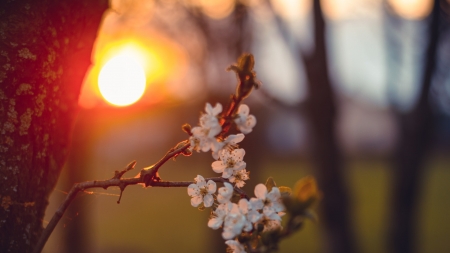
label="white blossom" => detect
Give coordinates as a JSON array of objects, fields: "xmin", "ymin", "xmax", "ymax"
[
  {"xmin": 222, "ymin": 203, "xmax": 248, "ymax": 239},
  {"xmin": 225, "ymin": 239, "xmax": 247, "ymax": 253},
  {"xmin": 200, "ymin": 103, "xmax": 222, "ymax": 128},
  {"xmin": 237, "ymin": 198, "xmax": 256, "ymax": 231},
  {"xmin": 208, "ymin": 202, "xmax": 233, "ymax": 229},
  {"xmin": 234, "ymin": 104, "xmax": 256, "ymax": 134},
  {"xmin": 211, "ymin": 149, "xmax": 246, "ymax": 178},
  {"xmin": 217, "ymin": 182, "xmax": 234, "ymax": 204},
  {"xmin": 212, "ymin": 133, "xmax": 245, "ymax": 160},
  {"xmin": 187, "ymin": 175, "xmax": 216, "ymax": 208},
  {"xmin": 253, "ymin": 184, "xmax": 284, "ymax": 213},
  {"xmin": 249, "ymin": 184, "xmax": 285, "ymax": 230},
  {"xmin": 229, "ymin": 168, "xmax": 249, "ymax": 188},
  {"xmin": 240, "ymin": 198, "xmax": 262, "ymax": 224},
  {"xmin": 189, "ymin": 103, "xmax": 222, "ymax": 153}
]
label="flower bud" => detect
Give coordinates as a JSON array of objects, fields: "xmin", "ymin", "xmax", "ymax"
[{"xmin": 182, "ymin": 123, "xmax": 192, "ymax": 135}]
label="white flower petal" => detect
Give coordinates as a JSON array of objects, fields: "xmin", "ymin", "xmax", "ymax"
[
  {"xmin": 226, "ymin": 133, "xmax": 245, "ymax": 144},
  {"xmin": 203, "ymin": 194, "xmax": 214, "ymax": 207},
  {"xmin": 232, "ymin": 149, "xmax": 245, "ymax": 162},
  {"xmin": 248, "ymin": 210, "xmax": 262, "ymax": 223},
  {"xmin": 212, "ymin": 103, "xmax": 223, "ymax": 115},
  {"xmin": 238, "ymin": 104, "xmax": 250, "ymax": 116},
  {"xmin": 195, "ymin": 175, "xmax": 206, "ymax": 187},
  {"xmin": 205, "ymin": 103, "xmax": 213, "ymax": 114},
  {"xmin": 208, "ymin": 217, "xmax": 223, "ymax": 230},
  {"xmin": 222, "ymin": 168, "xmax": 233, "ymax": 178},
  {"xmin": 250, "ymin": 198, "xmax": 264, "ymax": 210},
  {"xmin": 191, "ymin": 196, "xmax": 203, "ymax": 207},
  {"xmin": 254, "ymin": 184, "xmax": 267, "ymax": 200},
  {"xmin": 222, "ymin": 229, "xmax": 235, "ymax": 240},
  {"xmin": 267, "ymin": 187, "xmax": 281, "ymax": 201},
  {"xmin": 212, "ymin": 161, "xmax": 226, "ymax": 173},
  {"xmin": 238, "ymin": 198, "xmax": 250, "ymax": 214},
  {"xmin": 206, "ymin": 180, "xmax": 217, "ymax": 193},
  {"xmin": 235, "ymin": 161, "xmax": 246, "ymax": 171},
  {"xmin": 187, "ymin": 184, "xmax": 199, "ymax": 197}
]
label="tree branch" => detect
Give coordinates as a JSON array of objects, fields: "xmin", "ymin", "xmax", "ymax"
[
  {"xmin": 33, "ymin": 170, "xmax": 246, "ymax": 253},
  {"xmin": 34, "ymin": 53, "xmax": 258, "ymax": 253}
]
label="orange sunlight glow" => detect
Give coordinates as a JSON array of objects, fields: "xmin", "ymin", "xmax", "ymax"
[
  {"xmin": 79, "ymin": 34, "xmax": 187, "ymax": 109},
  {"xmin": 98, "ymin": 52, "xmax": 146, "ymax": 106}
]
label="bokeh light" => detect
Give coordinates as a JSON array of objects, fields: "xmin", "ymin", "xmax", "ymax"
[
  {"xmin": 388, "ymin": 0, "xmax": 433, "ymax": 19},
  {"xmin": 98, "ymin": 53, "xmax": 146, "ymax": 106}
]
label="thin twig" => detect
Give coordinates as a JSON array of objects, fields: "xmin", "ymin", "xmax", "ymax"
[
  {"xmin": 33, "ymin": 175, "xmax": 239, "ymax": 253},
  {"xmin": 34, "ymin": 54, "xmax": 257, "ymax": 253}
]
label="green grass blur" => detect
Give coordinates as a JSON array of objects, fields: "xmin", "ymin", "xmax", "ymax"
[{"xmin": 43, "ymin": 154, "xmax": 450, "ymax": 253}]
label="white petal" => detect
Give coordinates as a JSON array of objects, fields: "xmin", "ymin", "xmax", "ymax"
[
  {"xmin": 187, "ymin": 184, "xmax": 200, "ymax": 197},
  {"xmin": 208, "ymin": 125, "xmax": 222, "ymax": 138},
  {"xmin": 254, "ymin": 184, "xmax": 267, "ymax": 200},
  {"xmin": 248, "ymin": 210, "xmax": 262, "ymax": 223},
  {"xmin": 218, "ymin": 183, "xmax": 234, "ymax": 198},
  {"xmin": 208, "ymin": 217, "xmax": 223, "ymax": 230},
  {"xmin": 191, "ymin": 196, "xmax": 203, "ymax": 207},
  {"xmin": 212, "ymin": 103, "xmax": 223, "ymax": 115},
  {"xmin": 264, "ymin": 206, "xmax": 282, "ymax": 221},
  {"xmin": 206, "ymin": 180, "xmax": 217, "ymax": 193},
  {"xmin": 238, "ymin": 198, "xmax": 250, "ymax": 213},
  {"xmin": 222, "ymin": 168, "xmax": 233, "ymax": 178},
  {"xmin": 235, "ymin": 161, "xmax": 246, "ymax": 171},
  {"xmin": 212, "ymin": 161, "xmax": 226, "ymax": 173},
  {"xmin": 195, "ymin": 175, "xmax": 206, "ymax": 187},
  {"xmin": 205, "ymin": 103, "xmax": 213, "ymax": 114},
  {"xmin": 210, "ymin": 137, "xmax": 223, "ymax": 152},
  {"xmin": 272, "ymin": 202, "xmax": 285, "ymax": 212},
  {"xmin": 217, "ymin": 194, "xmax": 229, "ymax": 204},
  {"xmin": 250, "ymin": 198, "xmax": 264, "ymax": 210},
  {"xmin": 244, "ymin": 220, "xmax": 253, "ymax": 232},
  {"xmin": 222, "ymin": 229, "xmax": 235, "ymax": 240},
  {"xmin": 203, "ymin": 194, "xmax": 214, "ymax": 207},
  {"xmin": 232, "ymin": 149, "xmax": 245, "ymax": 162},
  {"xmin": 238, "ymin": 104, "xmax": 250, "ymax": 116},
  {"xmin": 246, "ymin": 115, "xmax": 256, "ymax": 128},
  {"xmin": 225, "ymin": 133, "xmax": 245, "ymax": 144},
  {"xmin": 267, "ymin": 187, "xmax": 281, "ymax": 200}
]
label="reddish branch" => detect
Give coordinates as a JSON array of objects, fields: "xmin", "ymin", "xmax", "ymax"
[{"xmin": 33, "ymin": 54, "xmax": 258, "ymax": 253}]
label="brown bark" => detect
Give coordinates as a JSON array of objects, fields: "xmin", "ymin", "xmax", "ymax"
[
  {"xmin": 0, "ymin": 1, "xmax": 107, "ymax": 252},
  {"xmin": 303, "ymin": 1, "xmax": 356, "ymax": 253}
]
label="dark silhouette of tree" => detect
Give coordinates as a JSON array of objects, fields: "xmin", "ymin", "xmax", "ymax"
[
  {"xmin": 0, "ymin": 1, "xmax": 107, "ymax": 252},
  {"xmin": 302, "ymin": 1, "xmax": 356, "ymax": 253},
  {"xmin": 386, "ymin": 0, "xmax": 444, "ymax": 252}
]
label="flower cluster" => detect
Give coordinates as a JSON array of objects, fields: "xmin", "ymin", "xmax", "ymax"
[
  {"xmin": 189, "ymin": 102, "xmax": 255, "ymax": 188},
  {"xmin": 187, "ymin": 102, "xmax": 288, "ymax": 252},
  {"xmin": 188, "ymin": 180, "xmax": 285, "ymax": 252}
]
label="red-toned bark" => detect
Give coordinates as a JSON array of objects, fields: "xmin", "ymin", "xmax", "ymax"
[{"xmin": 0, "ymin": 1, "xmax": 107, "ymax": 252}]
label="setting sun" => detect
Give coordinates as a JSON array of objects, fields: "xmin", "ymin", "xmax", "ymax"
[{"xmin": 98, "ymin": 53, "xmax": 146, "ymax": 106}]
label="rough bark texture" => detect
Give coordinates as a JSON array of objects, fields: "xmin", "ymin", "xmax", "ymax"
[
  {"xmin": 303, "ymin": 1, "xmax": 356, "ymax": 253},
  {"xmin": 388, "ymin": 1, "xmax": 440, "ymax": 252},
  {"xmin": 0, "ymin": 1, "xmax": 107, "ymax": 252}
]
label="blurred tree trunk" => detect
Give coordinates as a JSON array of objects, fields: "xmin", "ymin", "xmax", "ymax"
[
  {"xmin": 302, "ymin": 1, "xmax": 356, "ymax": 253},
  {"xmin": 388, "ymin": 0, "xmax": 440, "ymax": 253},
  {"xmin": 0, "ymin": 1, "xmax": 107, "ymax": 252}
]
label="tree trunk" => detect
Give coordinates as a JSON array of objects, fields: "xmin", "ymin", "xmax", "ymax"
[
  {"xmin": 388, "ymin": 1, "xmax": 440, "ymax": 252},
  {"xmin": 0, "ymin": 1, "xmax": 107, "ymax": 252},
  {"xmin": 303, "ymin": 1, "xmax": 356, "ymax": 253}
]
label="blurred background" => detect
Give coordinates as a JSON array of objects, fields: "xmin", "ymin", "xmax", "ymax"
[{"xmin": 43, "ymin": 0, "xmax": 450, "ymax": 252}]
